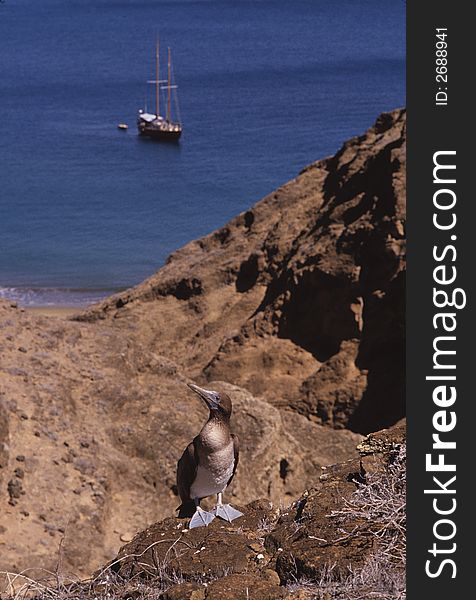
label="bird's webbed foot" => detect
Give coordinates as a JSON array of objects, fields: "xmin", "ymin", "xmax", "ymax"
[
  {"xmin": 213, "ymin": 504, "xmax": 244, "ymax": 522},
  {"xmin": 189, "ymin": 506, "xmax": 216, "ymax": 528}
]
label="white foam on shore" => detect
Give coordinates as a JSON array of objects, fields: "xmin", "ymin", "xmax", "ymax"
[{"xmin": 0, "ymin": 286, "xmax": 118, "ymax": 308}]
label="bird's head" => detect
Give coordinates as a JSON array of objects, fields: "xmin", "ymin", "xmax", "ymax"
[{"xmin": 187, "ymin": 383, "xmax": 232, "ymax": 420}]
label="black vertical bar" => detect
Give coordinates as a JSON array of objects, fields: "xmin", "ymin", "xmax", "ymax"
[{"xmin": 407, "ymin": 1, "xmax": 473, "ymax": 596}]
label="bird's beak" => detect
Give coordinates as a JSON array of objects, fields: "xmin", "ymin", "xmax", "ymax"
[{"xmin": 187, "ymin": 383, "xmax": 219, "ymax": 410}]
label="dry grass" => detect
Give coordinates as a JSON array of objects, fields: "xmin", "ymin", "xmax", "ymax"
[
  {"xmin": 1, "ymin": 569, "xmax": 166, "ymax": 600},
  {"xmin": 0, "ymin": 536, "xmax": 230, "ymax": 600},
  {"xmin": 1, "ymin": 446, "xmax": 406, "ymax": 599},
  {"xmin": 0, "ymin": 563, "xmax": 221, "ymax": 600},
  {"xmin": 331, "ymin": 444, "xmax": 406, "ymax": 565},
  {"xmin": 287, "ymin": 552, "xmax": 405, "ymax": 600},
  {"xmin": 287, "ymin": 444, "xmax": 406, "ymax": 599}
]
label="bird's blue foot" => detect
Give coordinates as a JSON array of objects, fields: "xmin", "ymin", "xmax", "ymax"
[
  {"xmin": 189, "ymin": 506, "xmax": 216, "ymax": 528},
  {"xmin": 213, "ymin": 504, "xmax": 244, "ymax": 522}
]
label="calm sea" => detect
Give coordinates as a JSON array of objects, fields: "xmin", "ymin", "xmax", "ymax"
[{"xmin": 0, "ymin": 0, "xmax": 405, "ymax": 307}]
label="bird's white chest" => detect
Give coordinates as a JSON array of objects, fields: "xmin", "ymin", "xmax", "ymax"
[{"xmin": 190, "ymin": 442, "xmax": 235, "ymax": 499}]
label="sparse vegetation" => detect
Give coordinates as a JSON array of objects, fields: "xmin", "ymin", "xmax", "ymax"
[
  {"xmin": 286, "ymin": 444, "xmax": 406, "ymax": 599},
  {"xmin": 286, "ymin": 551, "xmax": 405, "ymax": 599},
  {"xmin": 1, "ymin": 548, "xmax": 229, "ymax": 600},
  {"xmin": 331, "ymin": 444, "xmax": 406, "ymax": 563},
  {"xmin": 1, "ymin": 444, "xmax": 406, "ymax": 599}
]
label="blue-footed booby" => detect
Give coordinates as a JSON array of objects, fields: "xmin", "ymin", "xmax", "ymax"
[{"xmin": 177, "ymin": 383, "xmax": 243, "ymax": 528}]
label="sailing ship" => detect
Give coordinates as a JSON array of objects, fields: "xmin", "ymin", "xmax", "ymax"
[{"xmin": 137, "ymin": 39, "xmax": 182, "ymax": 141}]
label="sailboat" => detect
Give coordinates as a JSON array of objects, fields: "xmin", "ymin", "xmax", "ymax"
[{"xmin": 137, "ymin": 39, "xmax": 182, "ymax": 141}]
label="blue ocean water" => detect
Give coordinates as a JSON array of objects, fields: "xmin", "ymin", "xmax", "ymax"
[{"xmin": 0, "ymin": 0, "xmax": 405, "ymax": 307}]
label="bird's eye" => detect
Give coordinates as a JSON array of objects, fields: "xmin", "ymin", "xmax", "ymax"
[{"xmin": 214, "ymin": 393, "xmax": 220, "ymax": 403}]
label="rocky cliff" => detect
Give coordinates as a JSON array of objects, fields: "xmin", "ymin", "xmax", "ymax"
[
  {"xmin": 79, "ymin": 108, "xmax": 405, "ymax": 434},
  {"xmin": 0, "ymin": 109, "xmax": 405, "ymax": 586}
]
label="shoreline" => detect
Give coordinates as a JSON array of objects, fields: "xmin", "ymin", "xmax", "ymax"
[
  {"xmin": 0, "ymin": 287, "xmax": 116, "ymax": 314},
  {"xmin": 25, "ymin": 306, "xmax": 82, "ymax": 318}
]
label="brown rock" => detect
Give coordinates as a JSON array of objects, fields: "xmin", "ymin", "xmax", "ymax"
[
  {"xmin": 109, "ymin": 500, "xmax": 274, "ymax": 581},
  {"xmin": 205, "ymin": 573, "xmax": 284, "ymax": 599},
  {"xmin": 266, "ymin": 425, "xmax": 406, "ymax": 583},
  {"xmin": 162, "ymin": 582, "xmax": 206, "ymax": 600},
  {"xmin": 283, "ymin": 592, "xmax": 314, "ymax": 600},
  {"xmin": 7, "ymin": 478, "xmax": 23, "ymax": 500},
  {"xmin": 262, "ymin": 568, "xmax": 281, "ymax": 586},
  {"xmin": 0, "ymin": 401, "xmax": 9, "ymax": 476}
]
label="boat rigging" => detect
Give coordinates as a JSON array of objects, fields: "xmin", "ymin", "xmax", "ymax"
[{"xmin": 137, "ymin": 38, "xmax": 182, "ymax": 141}]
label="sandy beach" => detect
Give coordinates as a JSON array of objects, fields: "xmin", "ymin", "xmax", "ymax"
[{"xmin": 25, "ymin": 306, "xmax": 80, "ymax": 318}]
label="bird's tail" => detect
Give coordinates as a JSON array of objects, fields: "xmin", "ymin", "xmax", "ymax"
[{"xmin": 176, "ymin": 500, "xmax": 196, "ymax": 518}]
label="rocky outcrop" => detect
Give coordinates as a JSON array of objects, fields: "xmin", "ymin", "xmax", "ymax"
[
  {"xmin": 268, "ymin": 423, "xmax": 406, "ymax": 586},
  {"xmin": 29, "ymin": 425, "xmax": 403, "ymax": 599},
  {"xmin": 78, "ymin": 109, "xmax": 406, "ymax": 434}
]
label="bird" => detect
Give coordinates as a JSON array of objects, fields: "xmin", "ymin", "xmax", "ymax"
[{"xmin": 176, "ymin": 383, "xmax": 243, "ymax": 528}]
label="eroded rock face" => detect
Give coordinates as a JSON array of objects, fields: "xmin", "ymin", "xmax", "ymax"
[
  {"xmin": 268, "ymin": 423, "xmax": 406, "ymax": 588},
  {"xmin": 79, "ymin": 109, "xmax": 406, "ymax": 434},
  {"xmin": 0, "ymin": 400, "xmax": 9, "ymax": 488}
]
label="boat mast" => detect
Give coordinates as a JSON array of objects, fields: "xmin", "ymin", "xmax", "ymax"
[
  {"xmin": 167, "ymin": 47, "xmax": 171, "ymax": 122},
  {"xmin": 155, "ymin": 37, "xmax": 160, "ymax": 117}
]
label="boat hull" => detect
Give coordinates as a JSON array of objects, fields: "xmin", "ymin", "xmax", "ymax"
[{"xmin": 138, "ymin": 121, "xmax": 182, "ymax": 141}]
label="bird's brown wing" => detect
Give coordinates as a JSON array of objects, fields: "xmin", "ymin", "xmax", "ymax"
[
  {"xmin": 227, "ymin": 433, "xmax": 240, "ymax": 488},
  {"xmin": 177, "ymin": 439, "xmax": 198, "ymax": 511}
]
